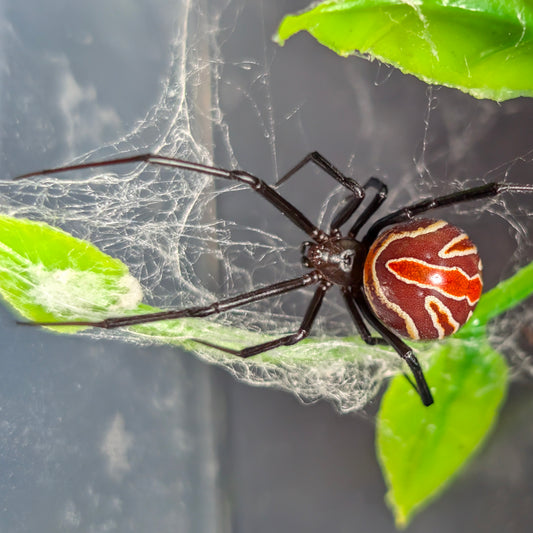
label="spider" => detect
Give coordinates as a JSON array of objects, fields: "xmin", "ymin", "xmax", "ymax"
[{"xmin": 13, "ymin": 151, "xmax": 533, "ymax": 406}]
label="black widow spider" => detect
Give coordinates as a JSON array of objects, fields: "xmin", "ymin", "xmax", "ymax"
[{"xmin": 13, "ymin": 152, "xmax": 533, "ymax": 406}]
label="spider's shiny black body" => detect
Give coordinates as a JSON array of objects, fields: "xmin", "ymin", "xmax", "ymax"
[{"xmin": 13, "ymin": 151, "xmax": 533, "ymax": 406}]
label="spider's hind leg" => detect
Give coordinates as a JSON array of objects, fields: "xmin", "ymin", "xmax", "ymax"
[
  {"xmin": 342, "ymin": 289, "xmax": 387, "ymax": 346},
  {"xmin": 351, "ymin": 292, "xmax": 434, "ymax": 406},
  {"xmin": 192, "ymin": 281, "xmax": 330, "ymax": 358},
  {"xmin": 17, "ymin": 275, "xmax": 319, "ymax": 329}
]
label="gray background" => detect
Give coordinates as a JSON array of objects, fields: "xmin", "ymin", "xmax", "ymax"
[{"xmin": 1, "ymin": 1, "xmax": 533, "ymax": 532}]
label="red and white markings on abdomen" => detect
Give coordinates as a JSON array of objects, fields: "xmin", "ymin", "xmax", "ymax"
[{"xmin": 363, "ymin": 219, "xmax": 483, "ymax": 340}]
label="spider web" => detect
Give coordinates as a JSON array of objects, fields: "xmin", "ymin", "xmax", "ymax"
[{"xmin": 0, "ymin": 0, "xmax": 532, "ymax": 412}]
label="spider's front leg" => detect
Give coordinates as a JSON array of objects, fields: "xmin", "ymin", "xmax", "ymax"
[
  {"xmin": 276, "ymin": 151, "xmax": 363, "ymax": 196},
  {"xmin": 331, "ymin": 176, "xmax": 388, "ymax": 235},
  {"xmin": 13, "ymin": 153, "xmax": 329, "ymax": 242},
  {"xmin": 342, "ymin": 289, "xmax": 388, "ymax": 346},
  {"xmin": 275, "ymin": 154, "xmax": 389, "ymax": 235}
]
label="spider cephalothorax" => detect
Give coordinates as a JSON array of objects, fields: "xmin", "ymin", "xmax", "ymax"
[
  {"xmin": 302, "ymin": 237, "xmax": 367, "ymax": 287},
  {"xmin": 13, "ymin": 151, "xmax": 533, "ymax": 407}
]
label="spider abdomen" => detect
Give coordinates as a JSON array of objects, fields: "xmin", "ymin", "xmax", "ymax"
[{"xmin": 363, "ymin": 219, "xmax": 483, "ymax": 340}]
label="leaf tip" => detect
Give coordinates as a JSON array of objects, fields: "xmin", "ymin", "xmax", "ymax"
[
  {"xmin": 274, "ymin": 13, "xmax": 309, "ymax": 47},
  {"xmin": 384, "ymin": 490, "xmax": 410, "ymax": 529}
]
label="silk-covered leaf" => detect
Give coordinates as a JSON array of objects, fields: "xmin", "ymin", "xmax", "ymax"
[
  {"xmin": 0, "ymin": 215, "xmax": 143, "ymax": 333},
  {"xmin": 0, "ymin": 215, "xmax": 385, "ymax": 366}
]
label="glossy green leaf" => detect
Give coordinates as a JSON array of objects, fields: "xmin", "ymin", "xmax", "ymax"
[
  {"xmin": 458, "ymin": 259, "xmax": 533, "ymax": 338},
  {"xmin": 275, "ymin": 0, "xmax": 533, "ymax": 101},
  {"xmin": 377, "ymin": 336, "xmax": 508, "ymax": 527}
]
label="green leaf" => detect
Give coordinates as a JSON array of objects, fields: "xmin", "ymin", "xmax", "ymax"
[
  {"xmin": 458, "ymin": 259, "xmax": 533, "ymax": 338},
  {"xmin": 376, "ymin": 337, "xmax": 508, "ymax": 527},
  {"xmin": 275, "ymin": 0, "xmax": 533, "ymax": 101},
  {"xmin": 376, "ymin": 259, "xmax": 533, "ymax": 526}
]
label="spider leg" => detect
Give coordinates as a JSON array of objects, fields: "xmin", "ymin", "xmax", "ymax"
[
  {"xmin": 13, "ymin": 153, "xmax": 327, "ymax": 242},
  {"xmin": 353, "ymin": 292, "xmax": 434, "ymax": 406},
  {"xmin": 329, "ymin": 177, "xmax": 388, "ymax": 235},
  {"xmin": 341, "ymin": 289, "xmax": 387, "ymax": 346},
  {"xmin": 192, "ymin": 281, "xmax": 330, "ymax": 358},
  {"xmin": 17, "ymin": 273, "xmax": 320, "ymax": 329},
  {"xmin": 364, "ymin": 181, "xmax": 533, "ymax": 245},
  {"xmin": 275, "ymin": 151, "xmax": 364, "ymax": 197}
]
